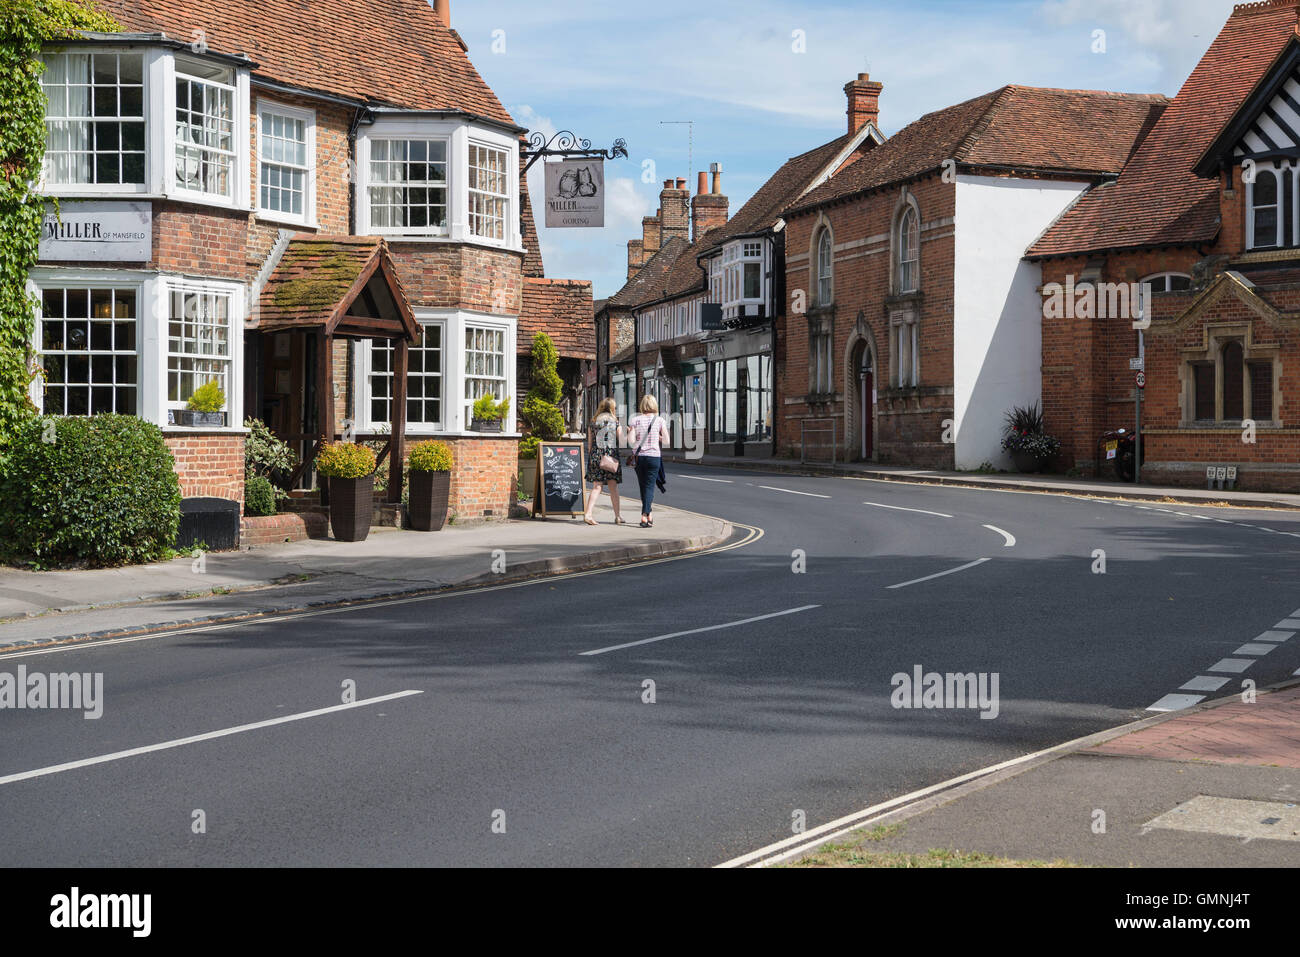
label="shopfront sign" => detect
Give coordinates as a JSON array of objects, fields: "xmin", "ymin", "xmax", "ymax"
[
  {"xmin": 543, "ymin": 159, "xmax": 605, "ymax": 228},
  {"xmin": 708, "ymin": 328, "xmax": 772, "ymax": 361},
  {"xmin": 39, "ymin": 201, "xmax": 151, "ymax": 262}
]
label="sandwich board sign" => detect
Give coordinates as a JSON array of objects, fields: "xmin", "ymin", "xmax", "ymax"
[{"xmin": 533, "ymin": 441, "xmax": 586, "ymax": 518}]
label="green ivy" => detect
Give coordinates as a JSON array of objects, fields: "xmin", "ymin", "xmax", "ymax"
[{"xmin": 0, "ymin": 1, "xmax": 119, "ymax": 447}]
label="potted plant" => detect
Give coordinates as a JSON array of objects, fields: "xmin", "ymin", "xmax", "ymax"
[
  {"xmin": 177, "ymin": 380, "xmax": 226, "ymax": 427},
  {"xmin": 315, "ymin": 441, "xmax": 377, "ymax": 541},
  {"xmin": 518, "ymin": 435, "xmax": 540, "ymax": 501},
  {"xmin": 407, "ymin": 440, "xmax": 453, "ymax": 531},
  {"xmin": 1000, "ymin": 403, "xmax": 1061, "ymax": 474},
  {"xmin": 471, "ymin": 394, "xmax": 511, "ymax": 433}
]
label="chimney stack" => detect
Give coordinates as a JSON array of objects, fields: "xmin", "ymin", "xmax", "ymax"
[
  {"xmin": 659, "ymin": 177, "xmax": 689, "ymax": 244},
  {"xmin": 697, "ymin": 171, "xmax": 708, "ymax": 195},
  {"xmin": 844, "ymin": 72, "xmax": 883, "ymax": 135},
  {"xmin": 691, "ymin": 162, "xmax": 729, "ymax": 242},
  {"xmin": 434, "ymin": 0, "xmax": 451, "ymax": 26}
]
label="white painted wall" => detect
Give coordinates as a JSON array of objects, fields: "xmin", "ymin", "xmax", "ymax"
[{"xmin": 952, "ymin": 175, "xmax": 1085, "ymax": 469}]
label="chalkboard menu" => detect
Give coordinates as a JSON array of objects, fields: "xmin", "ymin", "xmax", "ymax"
[{"xmin": 534, "ymin": 441, "xmax": 587, "ymax": 518}]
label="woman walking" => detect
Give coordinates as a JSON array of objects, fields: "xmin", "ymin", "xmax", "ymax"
[
  {"xmin": 627, "ymin": 395, "xmax": 671, "ymax": 528},
  {"xmin": 583, "ymin": 397, "xmax": 625, "ymax": 526}
]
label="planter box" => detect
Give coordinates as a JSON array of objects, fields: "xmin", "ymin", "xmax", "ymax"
[
  {"xmin": 1011, "ymin": 450, "xmax": 1046, "ymax": 474},
  {"xmin": 328, "ymin": 474, "xmax": 374, "ymax": 542},
  {"xmin": 175, "ymin": 410, "xmax": 226, "ymax": 428},
  {"xmin": 472, "ymin": 418, "xmax": 503, "ymax": 433},
  {"xmin": 518, "ymin": 458, "xmax": 537, "ymax": 500},
  {"xmin": 408, "ymin": 470, "xmax": 451, "ymax": 531}
]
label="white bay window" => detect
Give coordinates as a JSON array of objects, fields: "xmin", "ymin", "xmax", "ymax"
[
  {"xmin": 361, "ymin": 322, "xmax": 445, "ymax": 431},
  {"xmin": 167, "ymin": 284, "xmax": 233, "ymax": 411},
  {"xmin": 174, "ymin": 60, "xmax": 237, "ymax": 201},
  {"xmin": 37, "ymin": 284, "xmax": 139, "ymax": 415},
  {"xmin": 42, "ymin": 52, "xmax": 145, "ymax": 188}
]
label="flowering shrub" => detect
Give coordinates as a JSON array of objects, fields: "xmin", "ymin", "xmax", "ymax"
[
  {"xmin": 1000, "ymin": 403, "xmax": 1060, "ymax": 459},
  {"xmin": 315, "ymin": 442, "xmax": 376, "ymax": 479},
  {"xmin": 408, "ymin": 440, "xmax": 453, "ymax": 473}
]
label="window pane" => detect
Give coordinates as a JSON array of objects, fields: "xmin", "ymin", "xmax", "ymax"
[
  {"xmin": 1249, "ymin": 361, "xmax": 1272, "ymax": 421},
  {"xmin": 1194, "ymin": 364, "xmax": 1214, "ymax": 420},
  {"xmin": 1222, "ymin": 342, "xmax": 1244, "ymax": 420}
]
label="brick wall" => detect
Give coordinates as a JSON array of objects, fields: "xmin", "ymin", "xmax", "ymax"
[
  {"xmin": 780, "ymin": 173, "xmax": 957, "ymax": 466},
  {"xmin": 394, "ymin": 436, "xmax": 517, "ymax": 521},
  {"xmin": 164, "ymin": 432, "xmax": 246, "ymax": 506},
  {"xmin": 389, "ymin": 243, "xmax": 524, "ymax": 313}
]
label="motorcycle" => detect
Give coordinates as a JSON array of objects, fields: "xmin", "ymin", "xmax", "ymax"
[{"xmin": 1100, "ymin": 428, "xmax": 1143, "ymax": 482}]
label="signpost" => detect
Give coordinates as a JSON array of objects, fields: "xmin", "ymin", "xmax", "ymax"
[{"xmin": 533, "ymin": 441, "xmax": 586, "ymax": 518}]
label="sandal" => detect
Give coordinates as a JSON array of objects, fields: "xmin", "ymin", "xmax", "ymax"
[
  {"xmin": 638, "ymin": 520, "xmax": 649, "ymax": 528},
  {"xmin": 584, "ymin": 517, "xmax": 598, "ymax": 526}
]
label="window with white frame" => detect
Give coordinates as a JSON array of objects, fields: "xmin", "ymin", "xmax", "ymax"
[
  {"xmin": 1247, "ymin": 164, "xmax": 1285, "ymax": 250},
  {"xmin": 468, "ymin": 142, "xmax": 509, "ymax": 240},
  {"xmin": 367, "ymin": 323, "xmax": 443, "ymax": 428},
  {"xmin": 709, "ymin": 258, "xmax": 722, "ymax": 303},
  {"xmin": 897, "ymin": 205, "xmax": 919, "ymax": 293},
  {"xmin": 891, "ymin": 309, "xmax": 919, "ymax": 388},
  {"xmin": 174, "ymin": 60, "xmax": 237, "ymax": 200},
  {"xmin": 37, "ymin": 285, "xmax": 138, "ymax": 415},
  {"xmin": 258, "ymin": 103, "xmax": 313, "ymax": 222},
  {"xmin": 368, "ymin": 138, "xmax": 448, "ymax": 232},
  {"xmin": 41, "ymin": 52, "xmax": 145, "ymax": 187},
  {"xmin": 816, "ymin": 229, "xmax": 833, "ymax": 306},
  {"xmin": 167, "ymin": 284, "xmax": 233, "ymax": 409},
  {"xmin": 464, "ymin": 324, "xmax": 507, "ymax": 421}
]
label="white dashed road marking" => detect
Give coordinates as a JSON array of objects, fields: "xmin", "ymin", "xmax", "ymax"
[
  {"xmin": 1149, "ymin": 693, "xmax": 1206, "ymax": 713},
  {"xmin": 1180, "ymin": 676, "xmax": 1231, "ymax": 692},
  {"xmin": 864, "ymin": 502, "xmax": 953, "ymax": 518},
  {"xmin": 1208, "ymin": 658, "xmax": 1256, "ymax": 674},
  {"xmin": 888, "ymin": 558, "xmax": 990, "ymax": 591},
  {"xmin": 679, "ymin": 475, "xmax": 734, "ymax": 484},
  {"xmin": 759, "ymin": 486, "xmax": 831, "ymax": 499},
  {"xmin": 1234, "ymin": 643, "xmax": 1277, "ymax": 657},
  {"xmin": 579, "ymin": 605, "xmax": 821, "ymax": 656}
]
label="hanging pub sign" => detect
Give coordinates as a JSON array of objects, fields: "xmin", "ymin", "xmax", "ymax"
[
  {"xmin": 544, "ymin": 159, "xmax": 605, "ymax": 228},
  {"xmin": 39, "ymin": 201, "xmax": 152, "ymax": 262}
]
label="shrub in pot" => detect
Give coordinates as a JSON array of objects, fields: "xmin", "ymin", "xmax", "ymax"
[
  {"xmin": 517, "ymin": 435, "xmax": 539, "ymax": 501},
  {"xmin": 244, "ymin": 417, "xmax": 297, "ymax": 509},
  {"xmin": 244, "ymin": 475, "xmax": 277, "ymax": 517},
  {"xmin": 177, "ymin": 379, "xmax": 226, "ymax": 427},
  {"xmin": 1000, "ymin": 403, "xmax": 1061, "ymax": 473},
  {"xmin": 407, "ymin": 440, "xmax": 453, "ymax": 531},
  {"xmin": 471, "ymin": 394, "xmax": 510, "ymax": 433},
  {"xmin": 315, "ymin": 442, "xmax": 377, "ymax": 541},
  {"xmin": 0, "ymin": 415, "xmax": 181, "ymax": 568}
]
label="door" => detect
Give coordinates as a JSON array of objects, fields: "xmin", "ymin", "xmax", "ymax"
[{"xmin": 857, "ymin": 346, "xmax": 874, "ymax": 460}]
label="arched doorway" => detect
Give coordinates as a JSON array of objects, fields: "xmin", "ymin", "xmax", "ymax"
[{"xmin": 852, "ymin": 341, "xmax": 874, "ymax": 461}]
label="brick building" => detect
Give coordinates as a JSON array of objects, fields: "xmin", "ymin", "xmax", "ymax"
[
  {"xmin": 30, "ymin": 0, "xmax": 591, "ymax": 521},
  {"xmin": 780, "ymin": 81, "xmax": 1166, "ymax": 467},
  {"xmin": 1028, "ymin": 0, "xmax": 1300, "ymax": 491}
]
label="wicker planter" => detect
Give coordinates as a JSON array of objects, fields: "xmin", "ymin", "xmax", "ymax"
[
  {"xmin": 408, "ymin": 470, "xmax": 451, "ymax": 531},
  {"xmin": 328, "ymin": 474, "xmax": 374, "ymax": 541}
]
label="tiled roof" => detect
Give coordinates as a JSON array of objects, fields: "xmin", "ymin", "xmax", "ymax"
[
  {"xmin": 1029, "ymin": 1, "xmax": 1300, "ymax": 258},
  {"xmin": 257, "ymin": 235, "xmax": 411, "ymax": 332},
  {"xmin": 790, "ymin": 86, "xmax": 1167, "ymax": 218},
  {"xmin": 520, "ymin": 277, "xmax": 595, "ymax": 360},
  {"xmin": 520, "ymin": 151, "xmax": 545, "ymax": 278},
  {"xmin": 695, "ymin": 132, "xmax": 858, "ymax": 255},
  {"xmin": 93, "ymin": 0, "xmax": 515, "ymax": 123},
  {"xmin": 607, "ymin": 236, "xmax": 693, "ymax": 308}
]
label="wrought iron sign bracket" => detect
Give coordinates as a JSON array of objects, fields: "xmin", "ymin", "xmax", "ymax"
[{"xmin": 521, "ymin": 130, "xmax": 628, "ymax": 176}]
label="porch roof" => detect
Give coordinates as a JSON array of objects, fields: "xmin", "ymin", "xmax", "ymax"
[{"xmin": 256, "ymin": 236, "xmax": 418, "ymax": 341}]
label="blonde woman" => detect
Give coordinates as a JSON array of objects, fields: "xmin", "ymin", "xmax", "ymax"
[
  {"xmin": 583, "ymin": 397, "xmax": 625, "ymax": 525},
  {"xmin": 627, "ymin": 394, "xmax": 670, "ymax": 527}
]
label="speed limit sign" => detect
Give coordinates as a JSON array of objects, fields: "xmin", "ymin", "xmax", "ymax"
[{"xmin": 1136, "ymin": 371, "xmax": 1146, "ymax": 388}]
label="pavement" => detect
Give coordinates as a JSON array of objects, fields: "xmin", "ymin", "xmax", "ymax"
[
  {"xmin": 775, "ymin": 678, "xmax": 1300, "ymax": 868},
  {"xmin": 663, "ymin": 451, "xmax": 1300, "ymax": 510},
  {"xmin": 0, "ymin": 500, "xmax": 731, "ymax": 651}
]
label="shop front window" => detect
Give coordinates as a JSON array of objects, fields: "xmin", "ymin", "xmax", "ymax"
[
  {"xmin": 711, "ymin": 354, "xmax": 772, "ymax": 443},
  {"xmin": 38, "ymin": 285, "xmax": 138, "ymax": 415}
]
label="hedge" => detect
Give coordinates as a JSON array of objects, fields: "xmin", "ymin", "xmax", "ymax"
[{"xmin": 0, "ymin": 415, "xmax": 181, "ymax": 567}]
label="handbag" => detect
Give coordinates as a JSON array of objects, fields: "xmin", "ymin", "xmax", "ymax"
[
  {"xmin": 598, "ymin": 453, "xmax": 619, "ymax": 473},
  {"xmin": 626, "ymin": 416, "xmax": 659, "ymax": 467}
]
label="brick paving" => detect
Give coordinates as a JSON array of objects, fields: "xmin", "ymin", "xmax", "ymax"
[{"xmin": 1088, "ymin": 685, "xmax": 1300, "ymax": 769}]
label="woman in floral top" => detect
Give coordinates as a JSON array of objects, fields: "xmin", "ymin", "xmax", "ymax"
[{"xmin": 583, "ymin": 397, "xmax": 626, "ymax": 526}]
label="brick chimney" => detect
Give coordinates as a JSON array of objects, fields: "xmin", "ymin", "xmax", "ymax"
[
  {"xmin": 433, "ymin": 0, "xmax": 451, "ymax": 26},
  {"xmin": 660, "ymin": 177, "xmax": 689, "ymax": 244},
  {"xmin": 844, "ymin": 72, "xmax": 883, "ymax": 135},
  {"xmin": 692, "ymin": 162, "xmax": 728, "ymax": 242}
]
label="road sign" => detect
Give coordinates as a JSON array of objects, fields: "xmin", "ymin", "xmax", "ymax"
[
  {"xmin": 1129, "ymin": 357, "xmax": 1144, "ymax": 371},
  {"xmin": 1136, "ymin": 371, "xmax": 1146, "ymax": 388}
]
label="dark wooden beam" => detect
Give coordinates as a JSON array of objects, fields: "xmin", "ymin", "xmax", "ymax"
[
  {"xmin": 336, "ymin": 315, "xmax": 404, "ymax": 337},
  {"xmin": 389, "ymin": 337, "xmax": 408, "ymax": 504}
]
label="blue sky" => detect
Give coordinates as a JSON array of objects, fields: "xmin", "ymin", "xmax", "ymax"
[{"xmin": 448, "ymin": 0, "xmax": 1243, "ymax": 299}]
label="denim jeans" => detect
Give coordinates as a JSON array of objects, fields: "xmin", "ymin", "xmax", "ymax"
[{"xmin": 635, "ymin": 456, "xmax": 659, "ymax": 516}]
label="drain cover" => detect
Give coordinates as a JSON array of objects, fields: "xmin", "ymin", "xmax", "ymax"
[{"xmin": 1145, "ymin": 797, "xmax": 1300, "ymax": 842}]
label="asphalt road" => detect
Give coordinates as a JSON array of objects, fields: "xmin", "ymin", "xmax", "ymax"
[{"xmin": 2, "ymin": 465, "xmax": 1298, "ymax": 867}]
